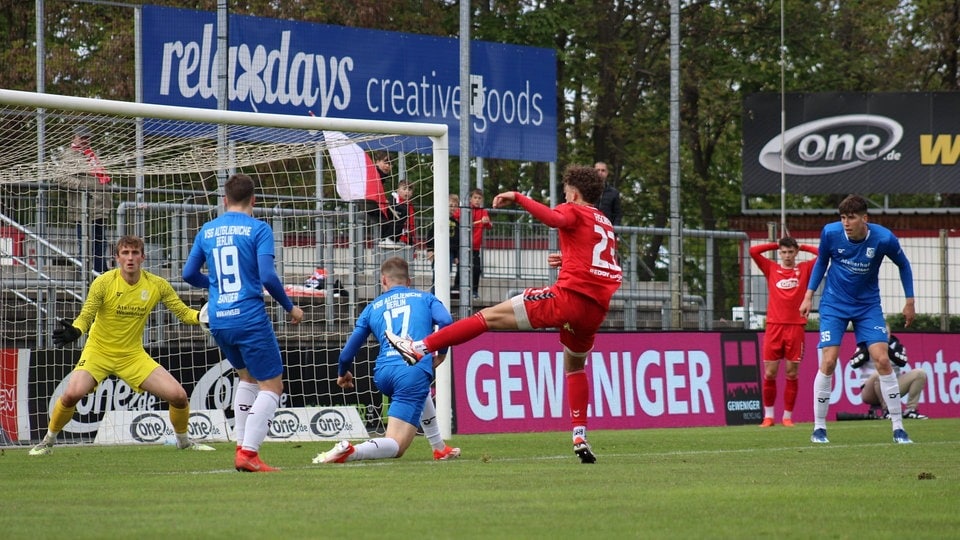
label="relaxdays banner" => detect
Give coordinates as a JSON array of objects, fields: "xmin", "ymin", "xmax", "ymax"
[{"xmin": 141, "ymin": 5, "xmax": 557, "ymax": 162}]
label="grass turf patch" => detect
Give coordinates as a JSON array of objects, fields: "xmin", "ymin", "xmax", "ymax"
[{"xmin": 4, "ymin": 419, "xmax": 958, "ymax": 539}]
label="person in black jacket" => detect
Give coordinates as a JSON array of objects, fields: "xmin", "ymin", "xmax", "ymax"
[
  {"xmin": 594, "ymin": 161, "xmax": 622, "ymax": 226},
  {"xmin": 429, "ymin": 193, "xmax": 460, "ymax": 294}
]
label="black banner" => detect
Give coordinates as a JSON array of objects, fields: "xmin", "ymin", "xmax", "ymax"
[{"xmin": 743, "ymin": 92, "xmax": 960, "ymax": 195}]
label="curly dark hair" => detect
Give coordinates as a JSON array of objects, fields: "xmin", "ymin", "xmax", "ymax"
[{"xmin": 563, "ymin": 165, "xmax": 603, "ymax": 205}]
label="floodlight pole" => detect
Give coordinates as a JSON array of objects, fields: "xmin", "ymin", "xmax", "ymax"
[
  {"xmin": 216, "ymin": 1, "xmax": 229, "ymax": 205},
  {"xmin": 668, "ymin": 0, "xmax": 683, "ymax": 329}
]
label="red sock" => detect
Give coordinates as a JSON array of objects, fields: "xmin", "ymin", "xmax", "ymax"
[
  {"xmin": 424, "ymin": 312, "xmax": 488, "ymax": 352},
  {"xmin": 762, "ymin": 376, "xmax": 777, "ymax": 408},
  {"xmin": 566, "ymin": 369, "xmax": 589, "ymax": 427},
  {"xmin": 784, "ymin": 376, "xmax": 798, "ymax": 413}
]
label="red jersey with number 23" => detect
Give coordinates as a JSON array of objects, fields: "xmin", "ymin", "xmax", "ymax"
[{"xmin": 513, "ymin": 193, "xmax": 622, "ymax": 309}]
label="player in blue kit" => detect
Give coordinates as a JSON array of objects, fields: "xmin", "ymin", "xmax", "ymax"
[
  {"xmin": 313, "ymin": 257, "xmax": 458, "ymax": 463},
  {"xmin": 799, "ymin": 195, "xmax": 916, "ymax": 444},
  {"xmin": 183, "ymin": 173, "xmax": 304, "ymax": 472}
]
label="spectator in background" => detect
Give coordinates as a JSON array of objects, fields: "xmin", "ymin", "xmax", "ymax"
[
  {"xmin": 594, "ymin": 161, "xmax": 622, "ymax": 226},
  {"xmin": 58, "ymin": 125, "xmax": 113, "ymax": 273},
  {"xmin": 429, "ymin": 193, "xmax": 460, "ymax": 294},
  {"xmin": 749, "ymin": 238, "xmax": 818, "ymax": 428},
  {"xmin": 380, "ymin": 179, "xmax": 415, "ymax": 248},
  {"xmin": 851, "ymin": 330, "xmax": 928, "ymax": 419},
  {"xmin": 454, "ymin": 189, "xmax": 491, "ymax": 301},
  {"xmin": 363, "ymin": 150, "xmax": 392, "ymax": 243}
]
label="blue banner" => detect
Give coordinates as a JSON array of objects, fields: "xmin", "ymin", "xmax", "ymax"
[{"xmin": 142, "ymin": 5, "xmax": 557, "ymax": 162}]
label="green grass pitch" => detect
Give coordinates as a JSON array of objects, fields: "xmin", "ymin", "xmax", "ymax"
[{"xmin": 4, "ymin": 419, "xmax": 959, "ymax": 539}]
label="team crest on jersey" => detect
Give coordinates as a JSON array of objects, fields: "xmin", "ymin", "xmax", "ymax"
[
  {"xmin": 141, "ymin": 290, "xmax": 149, "ymax": 301},
  {"xmin": 866, "ymin": 247, "xmax": 875, "ymax": 258}
]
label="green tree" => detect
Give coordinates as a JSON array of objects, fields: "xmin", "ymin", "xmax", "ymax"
[{"xmin": 5, "ymin": 0, "xmax": 960, "ymax": 316}]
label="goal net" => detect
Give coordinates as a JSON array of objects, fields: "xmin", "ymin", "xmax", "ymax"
[{"xmin": 0, "ymin": 89, "xmax": 451, "ymax": 447}]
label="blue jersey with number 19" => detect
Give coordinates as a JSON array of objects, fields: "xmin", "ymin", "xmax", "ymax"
[
  {"xmin": 807, "ymin": 221, "xmax": 914, "ymax": 310},
  {"xmin": 186, "ymin": 211, "xmax": 277, "ymax": 329}
]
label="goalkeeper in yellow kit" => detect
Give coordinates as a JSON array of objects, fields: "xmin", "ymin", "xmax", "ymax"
[{"xmin": 30, "ymin": 235, "xmax": 214, "ymax": 454}]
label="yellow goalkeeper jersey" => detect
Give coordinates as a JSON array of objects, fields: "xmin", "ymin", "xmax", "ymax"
[{"xmin": 73, "ymin": 269, "xmax": 199, "ymax": 357}]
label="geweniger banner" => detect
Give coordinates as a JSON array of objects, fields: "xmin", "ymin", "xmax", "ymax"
[
  {"xmin": 141, "ymin": 5, "xmax": 557, "ymax": 162},
  {"xmin": 742, "ymin": 92, "xmax": 960, "ymax": 195}
]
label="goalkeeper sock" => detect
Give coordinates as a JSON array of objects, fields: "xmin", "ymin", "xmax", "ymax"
[
  {"xmin": 420, "ymin": 395, "xmax": 445, "ymax": 451},
  {"xmin": 169, "ymin": 404, "xmax": 190, "ymax": 436},
  {"xmin": 879, "ymin": 372, "xmax": 904, "ymax": 430},
  {"xmin": 242, "ymin": 390, "xmax": 280, "ymax": 453},
  {"xmin": 813, "ymin": 371, "xmax": 832, "ymax": 430},
  {"xmin": 354, "ymin": 437, "xmax": 400, "ymax": 460},
  {"xmin": 49, "ymin": 397, "xmax": 76, "ymax": 434},
  {"xmin": 233, "ymin": 381, "xmax": 259, "ymax": 448}
]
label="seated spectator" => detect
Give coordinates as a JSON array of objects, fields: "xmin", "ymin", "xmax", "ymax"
[{"xmin": 850, "ymin": 331, "xmax": 928, "ymax": 419}]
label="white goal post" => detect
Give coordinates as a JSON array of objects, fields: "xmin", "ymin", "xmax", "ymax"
[{"xmin": 0, "ymin": 88, "xmax": 454, "ymax": 444}]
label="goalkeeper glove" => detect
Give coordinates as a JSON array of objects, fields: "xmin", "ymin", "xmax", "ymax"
[
  {"xmin": 849, "ymin": 344, "xmax": 869, "ymax": 369},
  {"xmin": 52, "ymin": 318, "xmax": 82, "ymax": 348},
  {"xmin": 888, "ymin": 336, "xmax": 907, "ymax": 367}
]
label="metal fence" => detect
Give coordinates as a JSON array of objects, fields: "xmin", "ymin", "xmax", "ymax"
[{"xmin": 3, "ymin": 180, "xmax": 957, "ymax": 344}]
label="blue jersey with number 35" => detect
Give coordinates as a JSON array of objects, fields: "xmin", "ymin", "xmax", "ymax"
[
  {"xmin": 808, "ymin": 221, "xmax": 914, "ymax": 311},
  {"xmin": 187, "ymin": 211, "xmax": 276, "ymax": 329}
]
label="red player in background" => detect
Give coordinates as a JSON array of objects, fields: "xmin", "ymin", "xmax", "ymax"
[{"xmin": 749, "ymin": 238, "xmax": 818, "ymax": 427}]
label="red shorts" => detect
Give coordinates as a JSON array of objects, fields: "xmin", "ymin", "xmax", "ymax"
[
  {"xmin": 762, "ymin": 323, "xmax": 806, "ymax": 362},
  {"xmin": 513, "ymin": 285, "xmax": 608, "ymax": 354}
]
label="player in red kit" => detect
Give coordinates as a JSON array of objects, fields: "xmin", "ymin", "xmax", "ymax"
[
  {"xmin": 749, "ymin": 237, "xmax": 818, "ymax": 427},
  {"xmin": 387, "ymin": 165, "xmax": 622, "ymax": 463}
]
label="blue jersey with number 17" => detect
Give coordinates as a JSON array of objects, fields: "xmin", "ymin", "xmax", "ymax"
[
  {"xmin": 339, "ymin": 285, "xmax": 453, "ymax": 379},
  {"xmin": 807, "ymin": 221, "xmax": 914, "ymax": 310},
  {"xmin": 187, "ymin": 211, "xmax": 275, "ymax": 329}
]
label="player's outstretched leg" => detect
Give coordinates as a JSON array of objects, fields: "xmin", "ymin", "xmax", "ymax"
[{"xmin": 384, "ymin": 330, "xmax": 424, "ymax": 365}]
